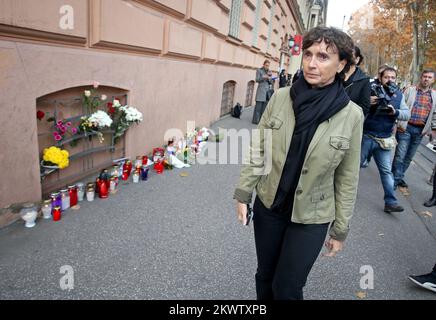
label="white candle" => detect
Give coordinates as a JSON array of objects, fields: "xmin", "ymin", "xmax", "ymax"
[
  {"xmin": 86, "ymin": 189, "xmax": 95, "ymax": 202},
  {"xmin": 42, "ymin": 202, "xmax": 52, "ymax": 219},
  {"xmin": 61, "ymin": 194, "xmax": 70, "ymax": 211},
  {"xmin": 133, "ymin": 173, "xmax": 139, "ymax": 183}
]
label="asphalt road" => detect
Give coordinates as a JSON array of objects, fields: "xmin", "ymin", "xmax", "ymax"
[{"xmin": 0, "ymin": 107, "xmax": 435, "ymax": 300}]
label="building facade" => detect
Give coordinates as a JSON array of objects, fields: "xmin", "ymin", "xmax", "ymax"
[{"xmin": 0, "ymin": 0, "xmax": 326, "ymax": 208}]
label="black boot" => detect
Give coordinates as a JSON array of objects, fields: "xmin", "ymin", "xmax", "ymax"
[
  {"xmin": 424, "ymin": 197, "xmax": 436, "ymax": 207},
  {"xmin": 425, "ymin": 166, "xmax": 436, "ymax": 207}
]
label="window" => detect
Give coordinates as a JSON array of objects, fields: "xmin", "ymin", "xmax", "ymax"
[{"xmin": 229, "ymin": 0, "xmax": 243, "ymax": 39}]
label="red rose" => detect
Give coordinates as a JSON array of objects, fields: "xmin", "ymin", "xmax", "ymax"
[
  {"xmin": 36, "ymin": 110, "xmax": 45, "ymax": 121},
  {"xmin": 107, "ymin": 102, "xmax": 115, "ymax": 115}
]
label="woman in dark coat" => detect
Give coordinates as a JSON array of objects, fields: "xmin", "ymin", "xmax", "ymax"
[{"xmin": 343, "ymin": 46, "xmax": 371, "ymax": 116}]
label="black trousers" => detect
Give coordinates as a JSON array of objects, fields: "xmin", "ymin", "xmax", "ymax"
[
  {"xmin": 252, "ymin": 101, "xmax": 267, "ymax": 124},
  {"xmin": 253, "ymin": 197, "xmax": 329, "ymax": 300}
]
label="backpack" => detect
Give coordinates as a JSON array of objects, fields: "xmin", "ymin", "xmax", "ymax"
[{"xmin": 231, "ymin": 103, "xmax": 242, "ymax": 119}]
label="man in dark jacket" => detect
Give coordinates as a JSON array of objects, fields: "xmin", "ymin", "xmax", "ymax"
[
  {"xmin": 279, "ymin": 69, "xmax": 288, "ymax": 88},
  {"xmin": 344, "ymin": 46, "xmax": 371, "ymax": 116}
]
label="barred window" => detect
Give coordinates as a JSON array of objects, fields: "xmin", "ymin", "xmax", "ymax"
[
  {"xmin": 252, "ymin": 0, "xmax": 262, "ymax": 47},
  {"xmin": 229, "ymin": 0, "xmax": 243, "ymax": 39}
]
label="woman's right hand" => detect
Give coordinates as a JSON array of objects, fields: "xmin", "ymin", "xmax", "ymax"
[{"xmin": 236, "ymin": 201, "xmax": 248, "ymax": 225}]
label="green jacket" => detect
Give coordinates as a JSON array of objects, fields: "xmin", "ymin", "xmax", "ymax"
[{"xmin": 234, "ymin": 87, "xmax": 364, "ymax": 241}]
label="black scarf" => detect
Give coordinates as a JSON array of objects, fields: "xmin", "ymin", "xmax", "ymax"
[{"xmin": 271, "ymin": 75, "xmax": 350, "ymax": 214}]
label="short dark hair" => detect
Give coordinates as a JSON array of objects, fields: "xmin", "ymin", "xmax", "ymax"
[
  {"xmin": 378, "ymin": 64, "xmax": 390, "ymax": 72},
  {"xmin": 354, "ymin": 46, "xmax": 364, "ymax": 66},
  {"xmin": 302, "ymin": 26, "xmax": 354, "ymax": 79},
  {"xmin": 380, "ymin": 67, "xmax": 397, "ymax": 78},
  {"xmin": 263, "ymin": 59, "xmax": 270, "ymax": 66},
  {"xmin": 421, "ymin": 69, "xmax": 435, "ymax": 78}
]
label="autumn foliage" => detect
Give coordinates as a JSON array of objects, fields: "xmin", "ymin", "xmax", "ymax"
[{"xmin": 348, "ymin": 0, "xmax": 435, "ymax": 85}]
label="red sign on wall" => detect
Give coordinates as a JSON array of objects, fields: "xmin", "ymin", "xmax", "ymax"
[{"xmin": 291, "ymin": 35, "xmax": 303, "ymax": 56}]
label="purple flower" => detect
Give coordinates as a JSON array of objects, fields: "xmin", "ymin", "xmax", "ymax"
[
  {"xmin": 54, "ymin": 134, "xmax": 62, "ymax": 141},
  {"xmin": 66, "ymin": 122, "xmax": 72, "ymax": 127},
  {"xmin": 56, "ymin": 120, "xmax": 63, "ymax": 127},
  {"xmin": 71, "ymin": 127, "xmax": 78, "ymax": 134}
]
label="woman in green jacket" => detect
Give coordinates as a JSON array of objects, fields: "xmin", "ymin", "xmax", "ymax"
[{"xmin": 234, "ymin": 26, "xmax": 364, "ymax": 300}]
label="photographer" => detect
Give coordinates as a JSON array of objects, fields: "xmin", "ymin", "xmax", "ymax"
[{"xmin": 361, "ymin": 67, "xmax": 410, "ymax": 213}]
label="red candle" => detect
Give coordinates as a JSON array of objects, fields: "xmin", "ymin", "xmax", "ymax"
[
  {"xmin": 142, "ymin": 156, "xmax": 148, "ymax": 166},
  {"xmin": 68, "ymin": 185, "xmax": 78, "ymax": 207},
  {"xmin": 155, "ymin": 161, "xmax": 164, "ymax": 174},
  {"xmin": 123, "ymin": 161, "xmax": 132, "ymax": 180},
  {"xmin": 126, "ymin": 161, "xmax": 132, "ymax": 174},
  {"xmin": 53, "ymin": 206, "xmax": 62, "ymax": 221},
  {"xmin": 122, "ymin": 170, "xmax": 129, "ymax": 181},
  {"xmin": 98, "ymin": 180, "xmax": 109, "ymax": 198}
]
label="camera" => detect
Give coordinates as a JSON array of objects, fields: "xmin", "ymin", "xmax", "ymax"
[{"xmin": 370, "ymin": 81, "xmax": 398, "ymax": 115}]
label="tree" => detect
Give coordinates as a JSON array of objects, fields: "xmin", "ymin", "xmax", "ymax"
[{"xmin": 348, "ymin": 0, "xmax": 435, "ymax": 84}]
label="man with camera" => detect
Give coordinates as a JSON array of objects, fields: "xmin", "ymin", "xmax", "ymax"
[
  {"xmin": 392, "ymin": 69, "xmax": 436, "ymax": 190},
  {"xmin": 361, "ymin": 67, "xmax": 410, "ymax": 213}
]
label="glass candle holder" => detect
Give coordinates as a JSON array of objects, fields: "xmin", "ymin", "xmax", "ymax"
[
  {"xmin": 141, "ymin": 166, "xmax": 149, "ymax": 181},
  {"xmin": 20, "ymin": 203, "xmax": 38, "ymax": 228},
  {"xmin": 133, "ymin": 172, "xmax": 140, "ymax": 183},
  {"xmin": 76, "ymin": 183, "xmax": 85, "ymax": 202},
  {"xmin": 68, "ymin": 185, "xmax": 78, "ymax": 207},
  {"xmin": 60, "ymin": 189, "xmax": 70, "ymax": 211},
  {"xmin": 42, "ymin": 200, "xmax": 52, "ymax": 219},
  {"xmin": 110, "ymin": 178, "xmax": 117, "ymax": 193},
  {"xmin": 50, "ymin": 192, "xmax": 62, "ymax": 210},
  {"xmin": 52, "ymin": 206, "xmax": 62, "ymax": 221},
  {"xmin": 86, "ymin": 188, "xmax": 95, "ymax": 202}
]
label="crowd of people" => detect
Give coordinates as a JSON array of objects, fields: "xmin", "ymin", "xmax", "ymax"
[{"xmin": 235, "ymin": 25, "xmax": 436, "ymax": 299}]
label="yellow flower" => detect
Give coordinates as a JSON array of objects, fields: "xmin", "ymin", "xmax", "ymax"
[{"xmin": 43, "ymin": 146, "xmax": 69, "ymax": 168}]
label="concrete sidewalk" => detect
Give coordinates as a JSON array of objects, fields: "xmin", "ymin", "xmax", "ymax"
[{"xmin": 0, "ymin": 106, "xmax": 435, "ymax": 300}]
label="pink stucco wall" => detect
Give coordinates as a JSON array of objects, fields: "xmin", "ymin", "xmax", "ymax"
[
  {"xmin": 0, "ymin": 0, "xmax": 303, "ymax": 207},
  {"xmin": 0, "ymin": 40, "xmax": 258, "ymax": 207}
]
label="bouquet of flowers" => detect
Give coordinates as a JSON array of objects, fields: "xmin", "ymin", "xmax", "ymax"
[
  {"xmin": 87, "ymin": 110, "xmax": 113, "ymax": 128},
  {"xmin": 120, "ymin": 105, "xmax": 143, "ymax": 123},
  {"xmin": 42, "ymin": 146, "xmax": 69, "ymax": 169},
  {"xmin": 79, "ymin": 110, "xmax": 113, "ymax": 143},
  {"xmin": 52, "ymin": 120, "xmax": 79, "ymax": 143},
  {"xmin": 111, "ymin": 103, "xmax": 143, "ymax": 143},
  {"xmin": 82, "ymin": 81, "xmax": 107, "ymax": 114}
]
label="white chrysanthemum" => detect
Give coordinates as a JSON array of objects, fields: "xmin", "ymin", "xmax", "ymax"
[
  {"xmin": 88, "ymin": 110, "xmax": 113, "ymax": 128},
  {"xmin": 121, "ymin": 105, "xmax": 143, "ymax": 122}
]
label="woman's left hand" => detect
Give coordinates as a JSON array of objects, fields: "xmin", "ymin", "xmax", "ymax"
[{"xmin": 323, "ymin": 237, "xmax": 344, "ymax": 257}]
